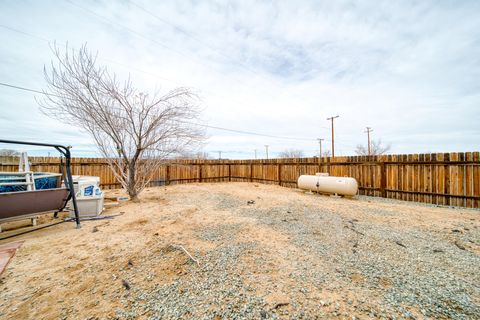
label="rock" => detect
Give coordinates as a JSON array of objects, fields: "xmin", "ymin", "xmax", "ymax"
[
  {"xmin": 265, "ymin": 292, "xmax": 290, "ymax": 310},
  {"xmin": 454, "ymin": 241, "xmax": 466, "ymax": 250},
  {"xmin": 122, "ymin": 279, "xmax": 131, "ymax": 290}
]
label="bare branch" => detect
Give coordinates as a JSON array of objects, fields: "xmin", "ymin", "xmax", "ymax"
[
  {"xmin": 355, "ymin": 139, "xmax": 391, "ymax": 156},
  {"xmin": 38, "ymin": 43, "xmax": 205, "ymax": 200},
  {"xmin": 278, "ymin": 149, "xmax": 305, "ymax": 158}
]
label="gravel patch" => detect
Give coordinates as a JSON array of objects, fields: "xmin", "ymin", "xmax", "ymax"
[
  {"xmin": 1, "ymin": 183, "xmax": 478, "ymax": 319},
  {"xmin": 235, "ymin": 201, "xmax": 480, "ymax": 319},
  {"xmin": 117, "ymin": 242, "xmax": 268, "ymax": 320},
  {"xmin": 207, "ymin": 192, "xmax": 245, "ymax": 210},
  {"xmin": 358, "ymin": 194, "xmax": 480, "ymax": 211},
  {"xmin": 114, "ymin": 195, "xmax": 479, "ymax": 319},
  {"xmin": 197, "ymin": 223, "xmax": 243, "ymax": 242}
]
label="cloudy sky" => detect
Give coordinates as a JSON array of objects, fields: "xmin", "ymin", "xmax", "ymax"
[{"xmin": 0, "ymin": 0, "xmax": 479, "ymax": 158}]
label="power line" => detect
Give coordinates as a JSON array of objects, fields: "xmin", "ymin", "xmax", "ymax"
[
  {"xmin": 64, "ymin": 0, "xmax": 256, "ymax": 91},
  {"xmin": 0, "ymin": 23, "xmax": 245, "ymax": 107},
  {"xmin": 3, "ymin": 23, "xmax": 314, "ymax": 137},
  {"xmin": 0, "ymin": 22, "xmax": 307, "ymax": 111},
  {"xmin": 64, "ymin": 1, "xmax": 332, "ymax": 116},
  {"xmin": 0, "ymin": 81, "xmax": 317, "ymax": 142},
  {"xmin": 0, "ymin": 24, "xmax": 52, "ymax": 42},
  {"xmin": 0, "ymin": 82, "xmax": 54, "ymax": 97},
  {"xmin": 0, "ymin": 24, "xmax": 182, "ymax": 86},
  {"xmin": 200, "ymin": 124, "xmax": 314, "ymax": 141},
  {"xmin": 0, "ymin": 22, "xmax": 329, "ymax": 137},
  {"xmin": 0, "ymin": 80, "xmax": 340, "ymax": 144},
  {"xmin": 128, "ymin": 1, "xmax": 276, "ymax": 85},
  {"xmin": 128, "ymin": 1, "xmax": 342, "ymax": 113},
  {"xmin": 0, "ymin": 23, "xmax": 302, "ymax": 118},
  {"xmin": 129, "ymin": 1, "xmax": 347, "ymax": 116}
]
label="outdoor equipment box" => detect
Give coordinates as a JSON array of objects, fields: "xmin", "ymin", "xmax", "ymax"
[{"xmin": 68, "ymin": 176, "xmax": 104, "ymax": 217}]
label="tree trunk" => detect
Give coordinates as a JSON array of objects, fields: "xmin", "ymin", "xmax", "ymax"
[
  {"xmin": 128, "ymin": 190, "xmax": 139, "ymax": 202},
  {"xmin": 127, "ymin": 162, "xmax": 139, "ymax": 201}
]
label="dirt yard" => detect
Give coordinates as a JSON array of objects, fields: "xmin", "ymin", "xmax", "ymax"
[{"xmin": 0, "ymin": 183, "xmax": 479, "ymax": 319}]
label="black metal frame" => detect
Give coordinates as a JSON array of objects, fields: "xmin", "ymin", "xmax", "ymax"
[{"xmin": 0, "ymin": 139, "xmax": 81, "ymax": 228}]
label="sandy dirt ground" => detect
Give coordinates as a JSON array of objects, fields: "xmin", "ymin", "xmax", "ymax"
[{"xmin": 0, "ymin": 182, "xmax": 478, "ymax": 319}]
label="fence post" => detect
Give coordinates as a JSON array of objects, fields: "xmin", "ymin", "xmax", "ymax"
[
  {"xmin": 228, "ymin": 164, "xmax": 231, "ymax": 182},
  {"xmin": 278, "ymin": 163, "xmax": 282, "ymax": 186},
  {"xmin": 380, "ymin": 161, "xmax": 386, "ymax": 198},
  {"xmin": 166, "ymin": 164, "xmax": 170, "ymax": 185},
  {"xmin": 444, "ymin": 153, "xmax": 450, "ymax": 206},
  {"xmin": 250, "ymin": 163, "xmax": 253, "ymax": 182},
  {"xmin": 199, "ymin": 163, "xmax": 203, "ymax": 183}
]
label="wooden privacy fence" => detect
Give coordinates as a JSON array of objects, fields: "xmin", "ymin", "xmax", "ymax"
[{"xmin": 1, "ymin": 152, "xmax": 479, "ymax": 208}]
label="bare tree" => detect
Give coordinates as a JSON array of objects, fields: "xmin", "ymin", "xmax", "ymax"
[
  {"xmin": 194, "ymin": 151, "xmax": 211, "ymax": 160},
  {"xmin": 355, "ymin": 139, "xmax": 391, "ymax": 156},
  {"xmin": 0, "ymin": 149, "xmax": 20, "ymax": 156},
  {"xmin": 278, "ymin": 149, "xmax": 305, "ymax": 158},
  {"xmin": 175, "ymin": 151, "xmax": 211, "ymax": 160},
  {"xmin": 38, "ymin": 44, "xmax": 204, "ymax": 201}
]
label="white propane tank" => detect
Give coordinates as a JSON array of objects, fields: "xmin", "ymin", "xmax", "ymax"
[{"xmin": 297, "ymin": 175, "xmax": 358, "ymax": 196}]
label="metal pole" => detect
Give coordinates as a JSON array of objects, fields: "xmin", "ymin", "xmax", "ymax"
[
  {"xmin": 317, "ymin": 138, "xmax": 324, "ymax": 171},
  {"xmin": 265, "ymin": 145, "xmax": 269, "ymax": 159},
  {"xmin": 326, "ymin": 115, "xmax": 339, "ymax": 157},
  {"xmin": 254, "ymin": 149, "xmax": 257, "ymax": 159},
  {"xmin": 63, "ymin": 147, "xmax": 81, "ymax": 229},
  {"xmin": 365, "ymin": 127, "xmax": 373, "ymax": 156}
]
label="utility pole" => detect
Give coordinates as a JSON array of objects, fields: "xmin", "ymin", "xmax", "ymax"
[
  {"xmin": 254, "ymin": 149, "xmax": 257, "ymax": 159},
  {"xmin": 365, "ymin": 127, "xmax": 373, "ymax": 156},
  {"xmin": 218, "ymin": 151, "xmax": 222, "ymax": 160},
  {"xmin": 317, "ymin": 138, "xmax": 324, "ymax": 171},
  {"xmin": 265, "ymin": 145, "xmax": 269, "ymax": 159},
  {"xmin": 326, "ymin": 115, "xmax": 339, "ymax": 157}
]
